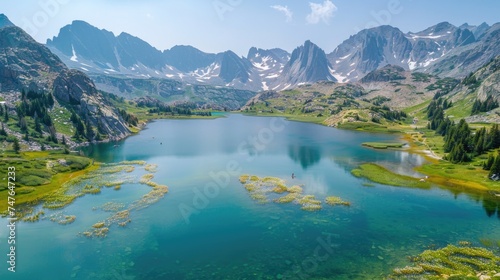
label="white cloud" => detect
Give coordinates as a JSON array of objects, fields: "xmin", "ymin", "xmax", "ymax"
[
  {"xmin": 271, "ymin": 5, "xmax": 293, "ymax": 22},
  {"xmin": 306, "ymin": 0, "xmax": 337, "ymax": 24}
]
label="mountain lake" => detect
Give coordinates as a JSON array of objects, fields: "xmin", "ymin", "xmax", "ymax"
[{"xmin": 1, "ymin": 114, "xmax": 499, "ymax": 279}]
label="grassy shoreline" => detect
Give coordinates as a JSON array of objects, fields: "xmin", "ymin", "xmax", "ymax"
[
  {"xmin": 352, "ymin": 163, "xmax": 431, "ymax": 189},
  {"xmin": 2, "ymin": 112, "xmax": 498, "ymax": 213},
  {"xmin": 240, "ymin": 111, "xmax": 499, "ymax": 193},
  {"xmin": 0, "ymin": 111, "xmax": 222, "ymax": 212},
  {"xmin": 0, "ymin": 151, "xmax": 100, "ymax": 213}
]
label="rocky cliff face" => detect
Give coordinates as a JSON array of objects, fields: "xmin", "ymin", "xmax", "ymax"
[
  {"xmin": 360, "ymin": 65, "xmax": 406, "ymax": 83},
  {"xmin": 329, "ymin": 25, "xmax": 412, "ymax": 82},
  {"xmin": 218, "ymin": 51, "xmax": 252, "ymax": 83},
  {"xmin": 328, "ymin": 22, "xmax": 479, "ymax": 82},
  {"xmin": 53, "ymin": 70, "xmax": 130, "ymax": 138},
  {"xmin": 280, "ymin": 40, "xmax": 336, "ymax": 87},
  {"xmin": 465, "ymin": 55, "xmax": 500, "ymax": 102},
  {"xmin": 0, "ymin": 23, "xmax": 130, "ymax": 140},
  {"xmin": 0, "ymin": 25, "xmax": 66, "ymax": 91},
  {"xmin": 423, "ymin": 23, "xmax": 500, "ymax": 78}
]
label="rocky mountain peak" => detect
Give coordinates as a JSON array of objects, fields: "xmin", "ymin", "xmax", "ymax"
[
  {"xmin": 328, "ymin": 25, "xmax": 411, "ymax": 82},
  {"xmin": 47, "ymin": 20, "xmax": 119, "ymax": 68},
  {"xmin": 219, "ymin": 51, "xmax": 251, "ymax": 83},
  {"xmin": 280, "ymin": 40, "xmax": 335, "ymax": 87},
  {"xmin": 163, "ymin": 45, "xmax": 216, "ymax": 72},
  {"xmin": 0, "ymin": 14, "xmax": 14, "ymax": 28}
]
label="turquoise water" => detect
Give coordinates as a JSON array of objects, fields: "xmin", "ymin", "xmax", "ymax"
[{"xmin": 1, "ymin": 114, "xmax": 499, "ymax": 279}]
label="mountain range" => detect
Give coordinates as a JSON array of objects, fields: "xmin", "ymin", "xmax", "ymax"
[
  {"xmin": 0, "ymin": 18, "xmax": 130, "ymax": 141},
  {"xmin": 45, "ymin": 19, "xmax": 499, "ymax": 92},
  {"xmin": 0, "ymin": 12, "xmax": 499, "ymax": 149}
]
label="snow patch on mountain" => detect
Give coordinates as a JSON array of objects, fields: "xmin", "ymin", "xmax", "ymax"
[{"xmin": 70, "ymin": 45, "xmax": 78, "ymax": 62}]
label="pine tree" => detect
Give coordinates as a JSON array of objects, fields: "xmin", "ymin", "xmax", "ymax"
[
  {"xmin": 18, "ymin": 117, "xmax": 27, "ymax": 132},
  {"xmin": 85, "ymin": 121, "xmax": 94, "ymax": 141},
  {"xmin": 13, "ymin": 138, "xmax": 20, "ymax": 153},
  {"xmin": 484, "ymin": 154, "xmax": 495, "ymax": 170},
  {"xmin": 34, "ymin": 116, "xmax": 42, "ymax": 133},
  {"xmin": 488, "ymin": 124, "xmax": 500, "ymax": 150},
  {"xmin": 73, "ymin": 130, "xmax": 80, "ymax": 141},
  {"xmin": 46, "ymin": 93, "xmax": 54, "ymax": 107},
  {"xmin": 488, "ymin": 155, "xmax": 500, "ymax": 179},
  {"xmin": 0, "ymin": 123, "xmax": 7, "ymax": 136},
  {"xmin": 48, "ymin": 126, "xmax": 58, "ymax": 144},
  {"xmin": 471, "ymin": 100, "xmax": 481, "ymax": 115},
  {"xmin": 474, "ymin": 134, "xmax": 485, "ymax": 155},
  {"xmin": 4, "ymin": 105, "xmax": 8, "ymax": 122}
]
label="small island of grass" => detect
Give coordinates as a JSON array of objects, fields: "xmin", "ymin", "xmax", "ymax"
[
  {"xmin": 239, "ymin": 174, "xmax": 350, "ymax": 212},
  {"xmin": 362, "ymin": 142, "xmax": 405, "ymax": 149},
  {"xmin": 351, "ymin": 163, "xmax": 431, "ymax": 189},
  {"xmin": 325, "ymin": 196, "xmax": 351, "ymax": 206}
]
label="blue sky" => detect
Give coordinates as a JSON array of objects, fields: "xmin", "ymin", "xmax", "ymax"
[{"xmin": 2, "ymin": 0, "xmax": 499, "ymax": 56}]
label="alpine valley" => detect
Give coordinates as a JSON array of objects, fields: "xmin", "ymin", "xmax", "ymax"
[
  {"xmin": 0, "ymin": 11, "xmax": 499, "ymax": 186},
  {"xmin": 1, "ymin": 10, "xmax": 500, "ymax": 280}
]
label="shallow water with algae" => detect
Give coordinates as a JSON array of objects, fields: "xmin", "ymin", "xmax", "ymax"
[{"xmin": 1, "ymin": 114, "xmax": 499, "ymax": 279}]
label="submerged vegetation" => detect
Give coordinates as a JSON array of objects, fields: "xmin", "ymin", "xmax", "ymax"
[
  {"xmin": 325, "ymin": 196, "xmax": 351, "ymax": 206},
  {"xmin": 239, "ymin": 175, "xmax": 350, "ymax": 212},
  {"xmin": 389, "ymin": 242, "xmax": 500, "ymax": 279},
  {"xmin": 49, "ymin": 213, "xmax": 76, "ymax": 225},
  {"xmin": 0, "ymin": 153, "xmax": 168, "ymax": 238},
  {"xmin": 78, "ymin": 161, "xmax": 167, "ymax": 238}
]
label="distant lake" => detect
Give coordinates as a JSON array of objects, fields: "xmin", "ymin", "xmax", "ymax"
[{"xmin": 2, "ymin": 114, "xmax": 499, "ymax": 279}]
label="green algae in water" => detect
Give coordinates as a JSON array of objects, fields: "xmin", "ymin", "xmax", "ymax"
[
  {"xmin": 80, "ymin": 163, "xmax": 169, "ymax": 238},
  {"xmin": 288, "ymin": 185, "xmax": 303, "ymax": 193},
  {"xmin": 94, "ymin": 202, "xmax": 126, "ymax": 212},
  {"xmin": 389, "ymin": 243, "xmax": 500, "ymax": 279},
  {"xmin": 11, "ymin": 160, "xmax": 170, "ymax": 239},
  {"xmin": 82, "ymin": 185, "xmax": 101, "ymax": 194},
  {"xmin": 22, "ymin": 210, "xmax": 45, "ymax": 222},
  {"xmin": 239, "ymin": 175, "xmax": 350, "ymax": 212},
  {"xmin": 49, "ymin": 214, "xmax": 76, "ymax": 225},
  {"xmin": 297, "ymin": 195, "xmax": 322, "ymax": 211},
  {"xmin": 274, "ymin": 193, "xmax": 300, "ymax": 204},
  {"xmin": 325, "ymin": 196, "xmax": 351, "ymax": 207},
  {"xmin": 144, "ymin": 164, "xmax": 158, "ymax": 173}
]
